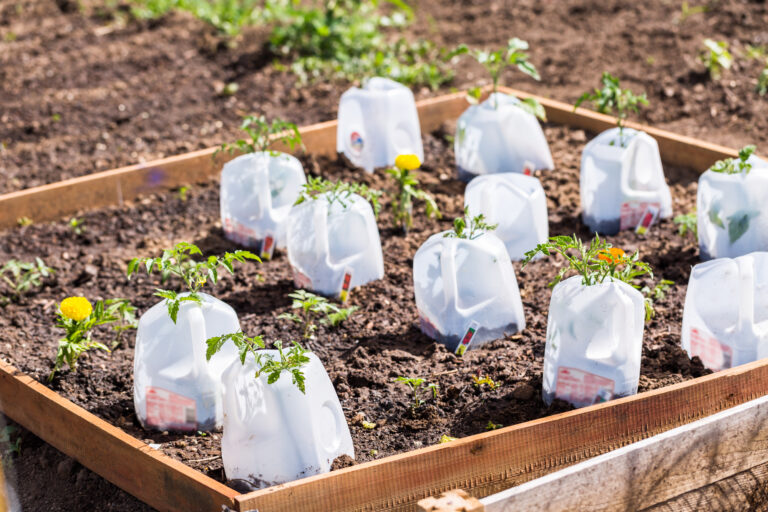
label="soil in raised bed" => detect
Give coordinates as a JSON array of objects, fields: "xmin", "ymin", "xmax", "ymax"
[{"xmin": 0, "ymin": 122, "xmax": 709, "ymax": 491}]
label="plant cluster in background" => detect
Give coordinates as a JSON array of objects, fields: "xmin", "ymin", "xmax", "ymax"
[
  {"xmin": 295, "ymin": 176, "xmax": 383, "ymax": 217},
  {"xmin": 127, "ymin": 242, "xmax": 260, "ymax": 322},
  {"xmin": 205, "ymin": 331, "xmax": 310, "ymax": 392},
  {"xmin": 51, "ymin": 297, "xmax": 138, "ymax": 381},
  {"xmin": 217, "ymin": 115, "xmax": 303, "ymax": 156},
  {"xmin": 387, "ymin": 154, "xmax": 441, "ymax": 234},
  {"xmin": 699, "ymin": 39, "xmax": 733, "ymax": 80},
  {"xmin": 278, "ymin": 290, "xmax": 357, "ymax": 339},
  {"xmin": 0, "ymin": 258, "xmax": 54, "ymax": 304},
  {"xmin": 575, "ymin": 72, "xmax": 648, "ymax": 147},
  {"xmin": 443, "ymin": 207, "xmax": 498, "ymax": 240}
]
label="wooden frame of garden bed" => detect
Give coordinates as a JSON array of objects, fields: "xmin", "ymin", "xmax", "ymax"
[{"xmin": 0, "ymin": 87, "xmax": 764, "ymax": 512}]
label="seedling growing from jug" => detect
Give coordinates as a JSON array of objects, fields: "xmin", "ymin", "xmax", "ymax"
[
  {"xmin": 523, "ymin": 235, "xmax": 653, "ymax": 288},
  {"xmin": 295, "ymin": 176, "xmax": 383, "ymax": 217},
  {"xmin": 278, "ymin": 289, "xmax": 358, "ymax": 339},
  {"xmin": 710, "ymin": 145, "xmax": 756, "ymax": 175},
  {"xmin": 574, "ymin": 72, "xmax": 649, "ymax": 147},
  {"xmin": 699, "ymin": 39, "xmax": 732, "ymax": 80},
  {"xmin": 0, "ymin": 258, "xmax": 53, "ymax": 303},
  {"xmin": 642, "ymin": 279, "xmax": 674, "ymax": 322},
  {"xmin": 443, "ymin": 207, "xmax": 498, "ymax": 240},
  {"xmin": 217, "ymin": 115, "xmax": 303, "ymax": 157},
  {"xmin": 454, "ymin": 38, "xmax": 545, "ymax": 119},
  {"xmin": 386, "ymin": 154, "xmax": 441, "ymax": 233},
  {"xmin": 127, "ymin": 242, "xmax": 260, "ymax": 323},
  {"xmin": 50, "ymin": 297, "xmax": 138, "ymax": 381},
  {"xmin": 206, "ymin": 332, "xmax": 310, "ymax": 393},
  {"xmin": 674, "ymin": 210, "xmax": 698, "ymax": 239},
  {"xmin": 394, "ymin": 376, "xmax": 439, "ymax": 410}
]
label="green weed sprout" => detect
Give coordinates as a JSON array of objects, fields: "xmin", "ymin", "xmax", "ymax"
[
  {"xmin": 674, "ymin": 210, "xmax": 698, "ymax": 239},
  {"xmin": 700, "ymin": 39, "xmax": 732, "ymax": 80},
  {"xmin": 51, "ymin": 297, "xmax": 138, "ymax": 381},
  {"xmin": 127, "ymin": 242, "xmax": 260, "ymax": 323},
  {"xmin": 278, "ymin": 290, "xmax": 357, "ymax": 339},
  {"xmin": 642, "ymin": 279, "xmax": 674, "ymax": 323},
  {"xmin": 443, "ymin": 206, "xmax": 498, "ymax": 240},
  {"xmin": 205, "ymin": 332, "xmax": 310, "ymax": 393},
  {"xmin": 387, "ymin": 154, "xmax": 441, "ymax": 234},
  {"xmin": 394, "ymin": 376, "xmax": 439, "ymax": 410},
  {"xmin": 574, "ymin": 72, "xmax": 648, "ymax": 147},
  {"xmin": 0, "ymin": 258, "xmax": 53, "ymax": 303},
  {"xmin": 69, "ymin": 218, "xmax": 85, "ymax": 235},
  {"xmin": 295, "ymin": 176, "xmax": 382, "ymax": 218},
  {"xmin": 217, "ymin": 115, "xmax": 303, "ymax": 157},
  {"xmin": 455, "ymin": 38, "xmax": 544, "ymax": 118}
]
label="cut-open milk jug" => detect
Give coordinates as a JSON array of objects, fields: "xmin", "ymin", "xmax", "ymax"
[
  {"xmin": 464, "ymin": 173, "xmax": 548, "ymax": 260},
  {"xmin": 697, "ymin": 156, "xmax": 768, "ymax": 260},
  {"xmin": 454, "ymin": 92, "xmax": 553, "ymax": 181},
  {"xmin": 682, "ymin": 252, "xmax": 768, "ymax": 371},
  {"xmin": 220, "ymin": 152, "xmax": 306, "ymax": 255},
  {"xmin": 580, "ymin": 127, "xmax": 672, "ymax": 235},
  {"xmin": 221, "ymin": 351, "xmax": 353, "ymax": 490},
  {"xmin": 542, "ymin": 276, "xmax": 644, "ymax": 408},
  {"xmin": 286, "ymin": 192, "xmax": 384, "ymax": 297},
  {"xmin": 337, "ymin": 77, "xmax": 423, "ymax": 173},
  {"xmin": 413, "ymin": 231, "xmax": 525, "ymax": 353},
  {"xmin": 134, "ymin": 293, "xmax": 239, "ymax": 431}
]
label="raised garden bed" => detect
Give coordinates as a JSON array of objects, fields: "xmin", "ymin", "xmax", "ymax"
[{"xmin": 0, "ymin": 89, "xmax": 764, "ymax": 512}]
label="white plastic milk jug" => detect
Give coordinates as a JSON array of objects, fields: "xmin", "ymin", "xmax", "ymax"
[
  {"xmin": 542, "ymin": 276, "xmax": 644, "ymax": 408},
  {"xmin": 221, "ymin": 351, "xmax": 353, "ymax": 489},
  {"xmin": 220, "ymin": 152, "xmax": 306, "ymax": 255},
  {"xmin": 580, "ymin": 127, "xmax": 672, "ymax": 235},
  {"xmin": 413, "ymin": 231, "xmax": 525, "ymax": 354},
  {"xmin": 682, "ymin": 252, "xmax": 768, "ymax": 371},
  {"xmin": 697, "ymin": 156, "xmax": 768, "ymax": 260},
  {"xmin": 286, "ymin": 192, "xmax": 384, "ymax": 297},
  {"xmin": 337, "ymin": 77, "xmax": 423, "ymax": 173},
  {"xmin": 454, "ymin": 92, "xmax": 554, "ymax": 181},
  {"xmin": 134, "ymin": 293, "xmax": 239, "ymax": 431},
  {"xmin": 463, "ymin": 173, "xmax": 548, "ymax": 260}
]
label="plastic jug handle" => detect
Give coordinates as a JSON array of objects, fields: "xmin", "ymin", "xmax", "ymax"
[
  {"xmin": 738, "ymin": 257, "xmax": 755, "ymax": 334},
  {"xmin": 619, "ymin": 132, "xmax": 661, "ymax": 201},
  {"xmin": 441, "ymin": 241, "xmax": 459, "ymax": 312},
  {"xmin": 315, "ymin": 200, "xmax": 331, "ymax": 262},
  {"xmin": 256, "ymin": 156, "xmax": 271, "ymax": 218},
  {"xmin": 183, "ymin": 302, "xmax": 207, "ymax": 380}
]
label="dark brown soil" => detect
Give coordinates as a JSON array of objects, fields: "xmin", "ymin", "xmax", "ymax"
[{"xmin": 0, "ymin": 124, "xmax": 708, "ymax": 509}]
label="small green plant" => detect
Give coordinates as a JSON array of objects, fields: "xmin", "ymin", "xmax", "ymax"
[
  {"xmin": 278, "ymin": 290, "xmax": 357, "ymax": 339},
  {"xmin": 295, "ymin": 176, "xmax": 382, "ymax": 217},
  {"xmin": 472, "ymin": 375, "xmax": 499, "ymax": 391},
  {"xmin": 387, "ymin": 154, "xmax": 441, "ymax": 233},
  {"xmin": 439, "ymin": 434, "xmax": 457, "ymax": 443},
  {"xmin": 574, "ymin": 72, "xmax": 649, "ymax": 147},
  {"xmin": 177, "ymin": 186, "xmax": 190, "ymax": 202},
  {"xmin": 758, "ymin": 64, "xmax": 768, "ymax": 96},
  {"xmin": 710, "ymin": 145, "xmax": 757, "ymax": 175},
  {"xmin": 678, "ymin": 1, "xmax": 709, "ymax": 23},
  {"xmin": 523, "ymin": 235, "xmax": 653, "ymax": 288},
  {"xmin": 443, "ymin": 207, "xmax": 498, "ymax": 240},
  {"xmin": 0, "ymin": 258, "xmax": 53, "ymax": 303},
  {"xmin": 205, "ymin": 331, "xmax": 310, "ymax": 392},
  {"xmin": 69, "ymin": 217, "xmax": 85, "ymax": 235},
  {"xmin": 674, "ymin": 210, "xmax": 698, "ymax": 239},
  {"xmin": 642, "ymin": 279, "xmax": 674, "ymax": 322},
  {"xmin": 486, "ymin": 421, "xmax": 502, "ymax": 431},
  {"xmin": 129, "ymin": 0, "xmax": 260, "ymax": 36},
  {"xmin": 127, "ymin": 242, "xmax": 260, "ymax": 323},
  {"xmin": 394, "ymin": 376, "xmax": 439, "ymax": 410},
  {"xmin": 745, "ymin": 44, "xmax": 767, "ymax": 60},
  {"xmin": 454, "ymin": 38, "xmax": 544, "ymax": 119},
  {"xmin": 218, "ymin": 115, "xmax": 303, "ymax": 157},
  {"xmin": 700, "ymin": 39, "xmax": 732, "ymax": 80},
  {"xmin": 50, "ymin": 297, "xmax": 138, "ymax": 381},
  {"xmin": 16, "ymin": 217, "xmax": 32, "ymax": 227}
]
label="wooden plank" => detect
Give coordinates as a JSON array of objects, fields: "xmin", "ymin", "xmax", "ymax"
[
  {"xmin": 0, "ymin": 90, "xmax": 470, "ymax": 230},
  {"xmin": 0, "ymin": 361, "xmax": 238, "ymax": 512},
  {"xmin": 236, "ymin": 359, "xmax": 768, "ymax": 512},
  {"xmin": 499, "ymin": 85, "xmax": 743, "ymax": 171},
  {"xmin": 480, "ymin": 395, "xmax": 768, "ymax": 511}
]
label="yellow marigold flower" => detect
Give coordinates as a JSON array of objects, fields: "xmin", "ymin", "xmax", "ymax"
[
  {"xmin": 60, "ymin": 297, "xmax": 92, "ymax": 322},
  {"xmin": 395, "ymin": 154, "xmax": 421, "ymax": 171},
  {"xmin": 598, "ymin": 247, "xmax": 626, "ymax": 264}
]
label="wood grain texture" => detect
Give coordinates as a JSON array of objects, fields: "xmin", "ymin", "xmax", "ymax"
[
  {"xmin": 481, "ymin": 395, "xmax": 768, "ymax": 511},
  {"xmin": 0, "ymin": 361, "xmax": 238, "ymax": 512},
  {"xmin": 236, "ymin": 359, "xmax": 768, "ymax": 512}
]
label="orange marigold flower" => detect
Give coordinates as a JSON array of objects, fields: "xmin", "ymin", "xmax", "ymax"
[{"xmin": 598, "ymin": 247, "xmax": 626, "ymax": 264}]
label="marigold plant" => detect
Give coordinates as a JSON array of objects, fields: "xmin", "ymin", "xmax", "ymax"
[{"xmin": 387, "ymin": 154, "xmax": 441, "ymax": 233}]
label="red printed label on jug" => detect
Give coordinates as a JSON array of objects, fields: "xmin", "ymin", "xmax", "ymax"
[
  {"xmin": 689, "ymin": 327, "xmax": 732, "ymax": 370},
  {"xmin": 555, "ymin": 367, "xmax": 615, "ymax": 407},
  {"xmin": 146, "ymin": 387, "xmax": 197, "ymax": 431},
  {"xmin": 292, "ymin": 266, "xmax": 312, "ymax": 290},
  {"xmin": 223, "ymin": 218, "xmax": 258, "ymax": 247},
  {"xmin": 620, "ymin": 201, "xmax": 660, "ymax": 231}
]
